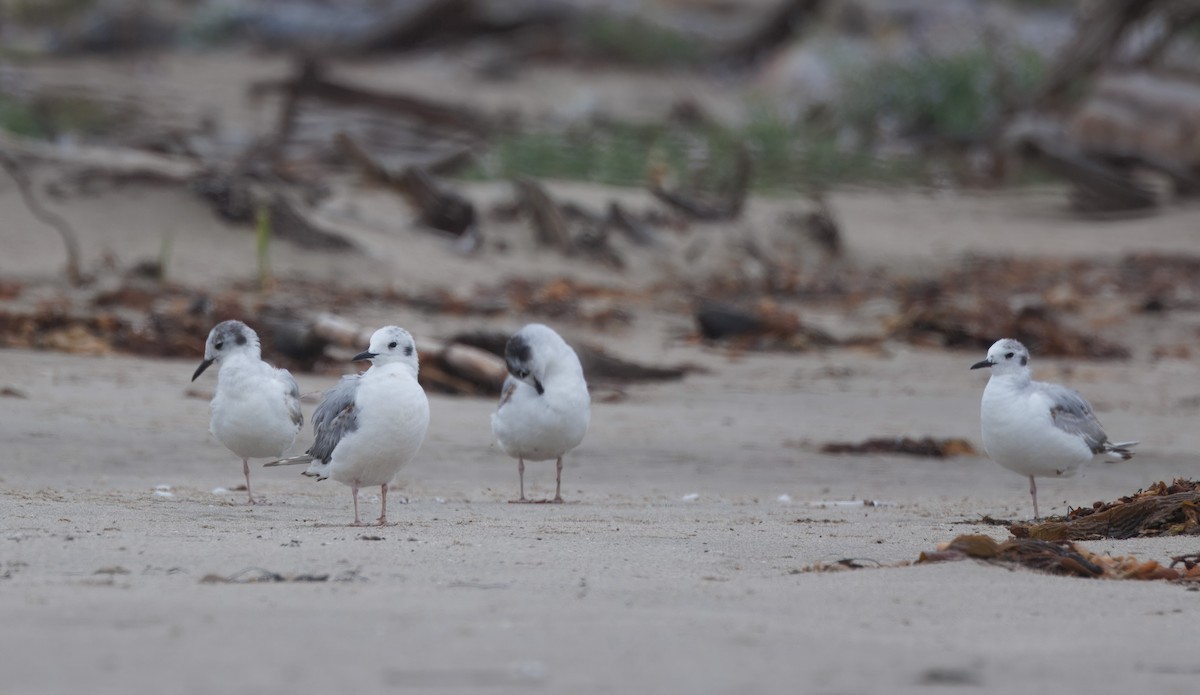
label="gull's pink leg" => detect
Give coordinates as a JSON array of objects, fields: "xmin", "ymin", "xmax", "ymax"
[
  {"xmin": 552, "ymin": 457, "xmax": 564, "ymax": 503},
  {"xmin": 1029, "ymin": 476, "xmax": 1040, "ymax": 521},
  {"xmin": 509, "ymin": 458, "xmax": 530, "ymax": 503},
  {"xmin": 376, "ymin": 484, "xmax": 388, "ymax": 526},
  {"xmin": 243, "ymin": 458, "xmax": 256, "ymax": 505},
  {"xmin": 350, "ymin": 481, "xmax": 363, "ymax": 526}
]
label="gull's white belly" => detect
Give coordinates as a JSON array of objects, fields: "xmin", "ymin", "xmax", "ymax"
[
  {"xmin": 980, "ymin": 385, "xmax": 1093, "ymax": 478},
  {"xmin": 492, "ymin": 391, "xmax": 589, "ymax": 462},
  {"xmin": 211, "ymin": 391, "xmax": 297, "ymax": 459},
  {"xmin": 327, "ymin": 374, "xmax": 429, "ymax": 487}
]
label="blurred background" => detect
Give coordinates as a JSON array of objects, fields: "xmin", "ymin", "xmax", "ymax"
[{"xmin": 1, "ymin": 0, "xmax": 1199, "ymax": 390}]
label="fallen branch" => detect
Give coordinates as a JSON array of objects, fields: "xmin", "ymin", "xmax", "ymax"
[
  {"xmin": 250, "ymin": 58, "xmax": 491, "ymax": 137},
  {"xmin": 718, "ymin": 0, "xmax": 827, "ymax": 68},
  {"xmin": 336, "ymin": 132, "xmax": 478, "ymax": 241},
  {"xmin": 649, "ymin": 145, "xmax": 751, "ymax": 221},
  {"xmin": 514, "ymin": 177, "xmax": 571, "ymax": 250},
  {"xmin": 0, "ymin": 150, "xmax": 83, "ymax": 285}
]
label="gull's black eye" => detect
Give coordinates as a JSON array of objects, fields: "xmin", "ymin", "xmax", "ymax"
[
  {"xmin": 388, "ymin": 341, "xmax": 398, "ymax": 349},
  {"xmin": 214, "ymin": 341, "xmax": 224, "ymax": 350},
  {"xmin": 1004, "ymin": 352, "xmax": 1014, "ymax": 359}
]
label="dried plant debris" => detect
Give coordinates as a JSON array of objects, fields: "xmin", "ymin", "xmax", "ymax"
[
  {"xmin": 1011, "ymin": 479, "xmax": 1200, "ymax": 541},
  {"xmin": 199, "ymin": 567, "xmax": 363, "ymax": 584},
  {"xmin": 917, "ymin": 534, "xmax": 1200, "ymax": 583},
  {"xmin": 694, "ymin": 300, "xmax": 835, "ymax": 351},
  {"xmin": 889, "ymin": 302, "xmax": 1129, "ymax": 359},
  {"xmin": 820, "ymin": 437, "xmax": 977, "ymax": 458}
]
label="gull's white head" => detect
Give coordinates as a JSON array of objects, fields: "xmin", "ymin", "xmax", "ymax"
[
  {"xmin": 971, "ymin": 338, "xmax": 1031, "ymax": 376},
  {"xmin": 192, "ymin": 320, "xmax": 261, "ymax": 381},
  {"xmin": 355, "ymin": 326, "xmax": 419, "ymax": 372},
  {"xmin": 504, "ymin": 323, "xmax": 581, "ymax": 395}
]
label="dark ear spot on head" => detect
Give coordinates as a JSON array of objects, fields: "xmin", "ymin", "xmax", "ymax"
[
  {"xmin": 1020, "ymin": 356, "xmax": 1028, "ymax": 366},
  {"xmin": 505, "ymin": 335, "xmax": 532, "ymax": 364},
  {"xmin": 235, "ymin": 333, "xmax": 247, "ymax": 346},
  {"xmin": 404, "ymin": 345, "xmax": 413, "ymax": 356}
]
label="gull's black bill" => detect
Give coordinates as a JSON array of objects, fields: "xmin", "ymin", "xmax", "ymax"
[
  {"xmin": 192, "ymin": 358, "xmax": 215, "ymax": 382},
  {"xmin": 353, "ymin": 351, "xmax": 377, "ymax": 362},
  {"xmin": 970, "ymin": 359, "xmax": 993, "ymax": 370}
]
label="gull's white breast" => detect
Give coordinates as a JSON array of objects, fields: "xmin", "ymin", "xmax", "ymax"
[
  {"xmin": 211, "ymin": 361, "xmax": 299, "ymax": 459},
  {"xmin": 327, "ymin": 366, "xmax": 429, "ymax": 487},
  {"xmin": 980, "ymin": 377, "xmax": 1094, "ymax": 478},
  {"xmin": 492, "ymin": 381, "xmax": 590, "ymax": 462}
]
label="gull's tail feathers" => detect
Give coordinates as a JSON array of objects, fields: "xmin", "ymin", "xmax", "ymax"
[
  {"xmin": 263, "ymin": 455, "xmax": 314, "ymax": 467},
  {"xmin": 1103, "ymin": 441, "xmax": 1138, "ymax": 461}
]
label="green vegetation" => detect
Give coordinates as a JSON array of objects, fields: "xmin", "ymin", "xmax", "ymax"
[
  {"xmin": 469, "ymin": 111, "xmax": 920, "ymax": 193},
  {"xmin": 0, "ymin": 91, "xmax": 136, "ymax": 140},
  {"xmin": 837, "ymin": 48, "xmax": 1046, "ymax": 143},
  {"xmin": 469, "ymin": 47, "xmax": 1045, "ymax": 191}
]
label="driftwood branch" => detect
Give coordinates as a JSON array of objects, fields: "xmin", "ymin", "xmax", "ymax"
[
  {"xmin": 336, "ymin": 132, "xmax": 478, "ymax": 240},
  {"xmin": 250, "ymin": 58, "xmax": 491, "ymax": 137},
  {"xmin": 0, "ymin": 150, "xmax": 83, "ymax": 285},
  {"xmin": 310, "ymin": 313, "xmax": 507, "ymax": 394},
  {"xmin": 649, "ymin": 145, "xmax": 752, "ymax": 221},
  {"xmin": 719, "ymin": 0, "xmax": 826, "ymax": 68},
  {"xmin": 1027, "ymin": 0, "xmax": 1154, "ymax": 114},
  {"xmin": 514, "ymin": 177, "xmax": 571, "ymax": 249}
]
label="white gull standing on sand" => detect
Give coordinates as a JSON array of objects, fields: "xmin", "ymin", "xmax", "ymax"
[
  {"xmin": 267, "ymin": 326, "xmax": 429, "ymax": 526},
  {"xmin": 971, "ymin": 338, "xmax": 1137, "ymax": 519},
  {"xmin": 192, "ymin": 320, "xmax": 303, "ymax": 505},
  {"xmin": 491, "ymin": 323, "xmax": 590, "ymax": 503}
]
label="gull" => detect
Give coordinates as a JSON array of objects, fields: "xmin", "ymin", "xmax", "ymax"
[
  {"xmin": 192, "ymin": 320, "xmax": 303, "ymax": 505},
  {"xmin": 267, "ymin": 326, "xmax": 429, "ymax": 526},
  {"xmin": 491, "ymin": 324, "xmax": 590, "ymax": 503},
  {"xmin": 971, "ymin": 338, "xmax": 1136, "ymax": 519}
]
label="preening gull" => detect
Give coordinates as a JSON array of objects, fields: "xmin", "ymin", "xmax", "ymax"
[
  {"xmin": 491, "ymin": 324, "xmax": 590, "ymax": 503},
  {"xmin": 267, "ymin": 326, "xmax": 429, "ymax": 526},
  {"xmin": 192, "ymin": 320, "xmax": 303, "ymax": 505},
  {"xmin": 972, "ymin": 338, "xmax": 1136, "ymax": 519}
]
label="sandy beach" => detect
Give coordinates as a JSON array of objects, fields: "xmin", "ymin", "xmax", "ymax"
[
  {"xmin": 2, "ymin": 22, "xmax": 1200, "ymax": 694},
  {"xmin": 3, "ymin": 311, "xmax": 1199, "ymax": 694}
]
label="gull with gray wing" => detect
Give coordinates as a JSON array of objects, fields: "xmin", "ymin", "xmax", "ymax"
[
  {"xmin": 971, "ymin": 338, "xmax": 1137, "ymax": 519},
  {"xmin": 192, "ymin": 320, "xmax": 303, "ymax": 505},
  {"xmin": 267, "ymin": 326, "xmax": 429, "ymax": 526}
]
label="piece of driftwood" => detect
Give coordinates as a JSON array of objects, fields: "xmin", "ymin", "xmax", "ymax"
[
  {"xmin": 800, "ymin": 193, "xmax": 842, "ymax": 257},
  {"xmin": 718, "ymin": 0, "xmax": 827, "ymax": 68},
  {"xmin": 450, "ymin": 330, "xmax": 694, "ymax": 383},
  {"xmin": 694, "ymin": 300, "xmax": 834, "ymax": 350},
  {"xmin": 0, "ymin": 150, "xmax": 83, "ymax": 285},
  {"xmin": 190, "ymin": 171, "xmax": 357, "ymax": 250},
  {"xmin": 561, "ymin": 202, "xmax": 624, "ymax": 269},
  {"xmin": 0, "ymin": 131, "xmax": 202, "ymax": 183},
  {"xmin": 514, "ymin": 177, "xmax": 571, "ymax": 250},
  {"xmin": 605, "ymin": 201, "xmax": 659, "ymax": 247},
  {"xmin": 336, "ymin": 132, "xmax": 478, "ymax": 240},
  {"xmin": 649, "ymin": 145, "xmax": 752, "ymax": 221},
  {"xmin": 347, "ymin": 0, "xmax": 573, "ymax": 55},
  {"xmin": 1013, "ymin": 131, "xmax": 1160, "ymax": 212},
  {"xmin": 310, "ymin": 313, "xmax": 507, "ymax": 394},
  {"xmin": 1026, "ymin": 0, "xmax": 1154, "ymax": 115},
  {"xmin": 249, "ymin": 58, "xmax": 490, "ymax": 137}
]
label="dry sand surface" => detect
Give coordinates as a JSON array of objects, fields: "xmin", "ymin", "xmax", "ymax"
[{"xmin": 2, "ymin": 326, "xmax": 1199, "ymax": 694}]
